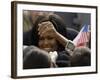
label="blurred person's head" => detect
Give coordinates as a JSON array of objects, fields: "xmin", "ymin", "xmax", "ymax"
[
  {"xmin": 23, "ymin": 46, "xmax": 53, "ymax": 69},
  {"xmin": 71, "ymin": 47, "xmax": 91, "ymax": 66}
]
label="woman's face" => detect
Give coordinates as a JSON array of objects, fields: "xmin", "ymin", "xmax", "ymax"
[{"xmin": 38, "ymin": 32, "xmax": 58, "ymax": 52}]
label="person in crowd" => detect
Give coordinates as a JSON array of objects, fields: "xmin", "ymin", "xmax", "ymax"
[
  {"xmin": 70, "ymin": 47, "xmax": 91, "ymax": 66},
  {"xmin": 23, "ymin": 46, "xmax": 57, "ymax": 69},
  {"xmin": 23, "ymin": 14, "xmax": 75, "ymax": 67}
]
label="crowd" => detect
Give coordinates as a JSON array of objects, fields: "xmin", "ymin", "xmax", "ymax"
[{"xmin": 23, "ymin": 11, "xmax": 91, "ymax": 69}]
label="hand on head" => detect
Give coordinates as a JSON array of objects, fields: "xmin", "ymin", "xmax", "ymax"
[{"xmin": 38, "ymin": 21, "xmax": 57, "ymax": 37}]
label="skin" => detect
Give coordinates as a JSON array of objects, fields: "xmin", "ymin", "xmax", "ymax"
[{"xmin": 38, "ymin": 21, "xmax": 69, "ymax": 52}]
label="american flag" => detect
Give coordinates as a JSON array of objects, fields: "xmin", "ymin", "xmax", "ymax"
[{"xmin": 73, "ymin": 25, "xmax": 90, "ymax": 47}]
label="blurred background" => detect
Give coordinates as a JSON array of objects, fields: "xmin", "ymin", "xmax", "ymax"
[{"xmin": 23, "ymin": 10, "xmax": 90, "ymax": 32}]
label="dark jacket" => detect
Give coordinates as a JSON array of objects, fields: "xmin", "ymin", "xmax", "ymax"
[{"xmin": 56, "ymin": 51, "xmax": 71, "ymax": 67}]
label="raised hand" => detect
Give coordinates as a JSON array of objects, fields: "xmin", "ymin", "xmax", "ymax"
[{"xmin": 38, "ymin": 21, "xmax": 57, "ymax": 37}]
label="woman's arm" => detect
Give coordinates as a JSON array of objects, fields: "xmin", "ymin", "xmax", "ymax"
[
  {"xmin": 38, "ymin": 21, "xmax": 68, "ymax": 46},
  {"xmin": 38, "ymin": 21, "xmax": 75, "ymax": 51}
]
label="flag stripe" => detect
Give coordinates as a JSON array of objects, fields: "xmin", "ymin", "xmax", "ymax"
[
  {"xmin": 78, "ymin": 32, "xmax": 88, "ymax": 44},
  {"xmin": 73, "ymin": 25, "xmax": 90, "ymax": 47}
]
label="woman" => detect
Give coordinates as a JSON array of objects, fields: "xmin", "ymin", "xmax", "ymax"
[{"xmin": 23, "ymin": 14, "xmax": 75, "ymax": 67}]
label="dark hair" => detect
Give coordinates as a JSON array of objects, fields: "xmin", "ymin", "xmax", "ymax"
[
  {"xmin": 31, "ymin": 14, "xmax": 67, "ymax": 51},
  {"xmin": 71, "ymin": 47, "xmax": 91, "ymax": 66},
  {"xmin": 23, "ymin": 46, "xmax": 52, "ymax": 69}
]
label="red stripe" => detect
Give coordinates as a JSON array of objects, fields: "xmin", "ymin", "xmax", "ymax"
[{"xmin": 77, "ymin": 32, "xmax": 89, "ymax": 46}]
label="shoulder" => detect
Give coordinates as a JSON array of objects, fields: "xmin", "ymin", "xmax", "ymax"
[
  {"xmin": 66, "ymin": 28, "xmax": 79, "ymax": 40},
  {"xmin": 57, "ymin": 51, "xmax": 70, "ymax": 60}
]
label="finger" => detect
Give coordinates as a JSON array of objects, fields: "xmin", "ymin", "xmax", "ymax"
[
  {"xmin": 39, "ymin": 27, "xmax": 50, "ymax": 37},
  {"xmin": 38, "ymin": 21, "xmax": 51, "ymax": 31},
  {"xmin": 38, "ymin": 22, "xmax": 51, "ymax": 35},
  {"xmin": 38, "ymin": 24, "xmax": 47, "ymax": 35},
  {"xmin": 38, "ymin": 21, "xmax": 48, "ymax": 31}
]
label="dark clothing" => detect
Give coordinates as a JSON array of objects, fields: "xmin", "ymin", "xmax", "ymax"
[
  {"xmin": 66, "ymin": 28, "xmax": 78, "ymax": 40},
  {"xmin": 23, "ymin": 29, "xmax": 33, "ymax": 45},
  {"xmin": 56, "ymin": 51, "xmax": 71, "ymax": 67}
]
